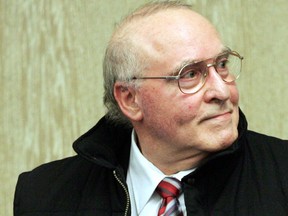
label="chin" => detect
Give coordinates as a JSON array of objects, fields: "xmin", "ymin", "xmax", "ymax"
[
  {"xmin": 204, "ymin": 128, "xmax": 239, "ymax": 152},
  {"xmin": 218, "ymin": 130, "xmax": 238, "ymax": 150}
]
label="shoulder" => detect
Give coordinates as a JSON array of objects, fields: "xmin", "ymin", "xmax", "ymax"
[
  {"xmin": 15, "ymin": 156, "xmax": 91, "ymax": 200},
  {"xmin": 15, "ymin": 155, "xmax": 108, "ymax": 194},
  {"xmin": 245, "ymin": 130, "xmax": 288, "ymax": 148},
  {"xmin": 14, "ymin": 156, "xmax": 114, "ymax": 215},
  {"xmin": 18, "ymin": 155, "xmax": 90, "ymax": 181},
  {"xmin": 244, "ymin": 130, "xmax": 288, "ymax": 167}
]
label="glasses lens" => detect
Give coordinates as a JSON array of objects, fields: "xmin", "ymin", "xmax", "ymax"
[
  {"xmin": 178, "ymin": 51, "xmax": 242, "ymax": 94},
  {"xmin": 178, "ymin": 62, "xmax": 207, "ymax": 94},
  {"xmin": 216, "ymin": 52, "xmax": 242, "ymax": 82}
]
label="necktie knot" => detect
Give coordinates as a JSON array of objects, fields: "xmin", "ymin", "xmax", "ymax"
[
  {"xmin": 156, "ymin": 177, "xmax": 183, "ymax": 216},
  {"xmin": 156, "ymin": 177, "xmax": 182, "ymax": 199}
]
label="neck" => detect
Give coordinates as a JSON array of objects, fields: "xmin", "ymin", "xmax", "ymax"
[{"xmin": 135, "ymin": 133, "xmax": 209, "ymax": 175}]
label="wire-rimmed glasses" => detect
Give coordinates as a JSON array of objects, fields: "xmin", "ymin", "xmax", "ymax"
[{"xmin": 132, "ymin": 48, "xmax": 243, "ymax": 94}]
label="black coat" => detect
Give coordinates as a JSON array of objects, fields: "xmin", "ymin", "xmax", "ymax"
[{"xmin": 14, "ymin": 110, "xmax": 288, "ymax": 215}]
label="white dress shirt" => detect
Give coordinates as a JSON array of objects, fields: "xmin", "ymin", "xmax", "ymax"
[{"xmin": 126, "ymin": 131, "xmax": 195, "ymax": 216}]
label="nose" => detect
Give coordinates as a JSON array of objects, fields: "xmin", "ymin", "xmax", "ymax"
[{"xmin": 203, "ymin": 66, "xmax": 230, "ymax": 103}]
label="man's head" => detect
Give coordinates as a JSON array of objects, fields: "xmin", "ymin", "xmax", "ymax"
[
  {"xmin": 103, "ymin": 1, "xmax": 241, "ymax": 168},
  {"xmin": 103, "ymin": 1, "xmax": 196, "ymax": 126}
]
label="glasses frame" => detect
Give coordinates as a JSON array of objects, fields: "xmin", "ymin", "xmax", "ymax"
[{"xmin": 132, "ymin": 48, "xmax": 244, "ymax": 94}]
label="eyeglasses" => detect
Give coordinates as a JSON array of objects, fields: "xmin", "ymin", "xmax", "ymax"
[{"xmin": 132, "ymin": 48, "xmax": 243, "ymax": 94}]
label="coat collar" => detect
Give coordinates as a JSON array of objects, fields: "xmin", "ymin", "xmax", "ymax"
[{"xmin": 73, "ymin": 116, "xmax": 132, "ymax": 171}]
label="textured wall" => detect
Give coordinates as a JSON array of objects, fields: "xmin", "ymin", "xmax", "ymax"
[{"xmin": 1, "ymin": 0, "xmax": 288, "ymax": 215}]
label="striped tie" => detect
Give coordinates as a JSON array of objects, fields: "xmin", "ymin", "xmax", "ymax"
[{"xmin": 156, "ymin": 177, "xmax": 183, "ymax": 216}]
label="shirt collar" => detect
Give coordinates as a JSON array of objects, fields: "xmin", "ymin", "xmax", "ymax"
[{"xmin": 128, "ymin": 130, "xmax": 195, "ymax": 214}]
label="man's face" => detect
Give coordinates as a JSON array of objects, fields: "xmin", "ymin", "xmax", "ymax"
[{"xmin": 131, "ymin": 9, "xmax": 239, "ymax": 157}]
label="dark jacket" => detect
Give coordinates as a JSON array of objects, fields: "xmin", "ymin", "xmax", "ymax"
[{"xmin": 14, "ymin": 110, "xmax": 288, "ymax": 216}]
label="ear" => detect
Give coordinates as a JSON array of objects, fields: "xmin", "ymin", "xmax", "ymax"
[{"xmin": 114, "ymin": 81, "xmax": 143, "ymax": 121}]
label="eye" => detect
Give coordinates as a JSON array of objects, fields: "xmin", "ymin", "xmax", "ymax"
[
  {"xmin": 217, "ymin": 58, "xmax": 228, "ymax": 69},
  {"xmin": 178, "ymin": 65, "xmax": 204, "ymax": 91},
  {"xmin": 181, "ymin": 70, "xmax": 198, "ymax": 79},
  {"xmin": 216, "ymin": 57, "xmax": 230, "ymax": 79},
  {"xmin": 180, "ymin": 64, "xmax": 202, "ymax": 80}
]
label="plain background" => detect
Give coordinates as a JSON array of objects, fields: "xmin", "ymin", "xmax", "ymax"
[{"xmin": 1, "ymin": 0, "xmax": 288, "ymax": 215}]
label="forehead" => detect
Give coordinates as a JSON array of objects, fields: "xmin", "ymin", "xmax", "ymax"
[{"xmin": 127, "ymin": 9, "xmax": 224, "ymax": 73}]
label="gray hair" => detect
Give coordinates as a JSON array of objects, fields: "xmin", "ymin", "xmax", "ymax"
[{"xmin": 103, "ymin": 1, "xmax": 193, "ymax": 127}]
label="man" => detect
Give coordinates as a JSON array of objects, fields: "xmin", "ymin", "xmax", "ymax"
[{"xmin": 14, "ymin": 1, "xmax": 288, "ymax": 216}]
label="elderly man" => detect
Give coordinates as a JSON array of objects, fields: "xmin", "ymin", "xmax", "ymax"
[{"xmin": 14, "ymin": 1, "xmax": 288, "ymax": 216}]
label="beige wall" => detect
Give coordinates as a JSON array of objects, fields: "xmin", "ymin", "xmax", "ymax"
[{"xmin": 1, "ymin": 0, "xmax": 288, "ymax": 214}]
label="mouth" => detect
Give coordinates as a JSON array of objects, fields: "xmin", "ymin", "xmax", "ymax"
[{"xmin": 201, "ymin": 110, "xmax": 233, "ymax": 122}]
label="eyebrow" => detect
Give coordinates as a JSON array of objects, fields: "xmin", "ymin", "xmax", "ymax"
[{"xmin": 169, "ymin": 47, "xmax": 230, "ymax": 76}]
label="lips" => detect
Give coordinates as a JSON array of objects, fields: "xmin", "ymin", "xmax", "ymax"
[{"xmin": 201, "ymin": 110, "xmax": 233, "ymax": 122}]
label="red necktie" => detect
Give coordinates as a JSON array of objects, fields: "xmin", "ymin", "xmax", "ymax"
[{"xmin": 156, "ymin": 177, "xmax": 184, "ymax": 216}]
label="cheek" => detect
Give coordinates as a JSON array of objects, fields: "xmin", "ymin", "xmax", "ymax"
[
  {"xmin": 139, "ymin": 87, "xmax": 183, "ymax": 125},
  {"xmin": 172, "ymin": 96, "xmax": 201, "ymax": 125},
  {"xmin": 137, "ymin": 89, "xmax": 180, "ymax": 138},
  {"xmin": 138, "ymin": 81, "xmax": 203, "ymax": 127},
  {"xmin": 139, "ymin": 82, "xmax": 178, "ymax": 113},
  {"xmin": 138, "ymin": 87, "xmax": 168, "ymax": 118}
]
